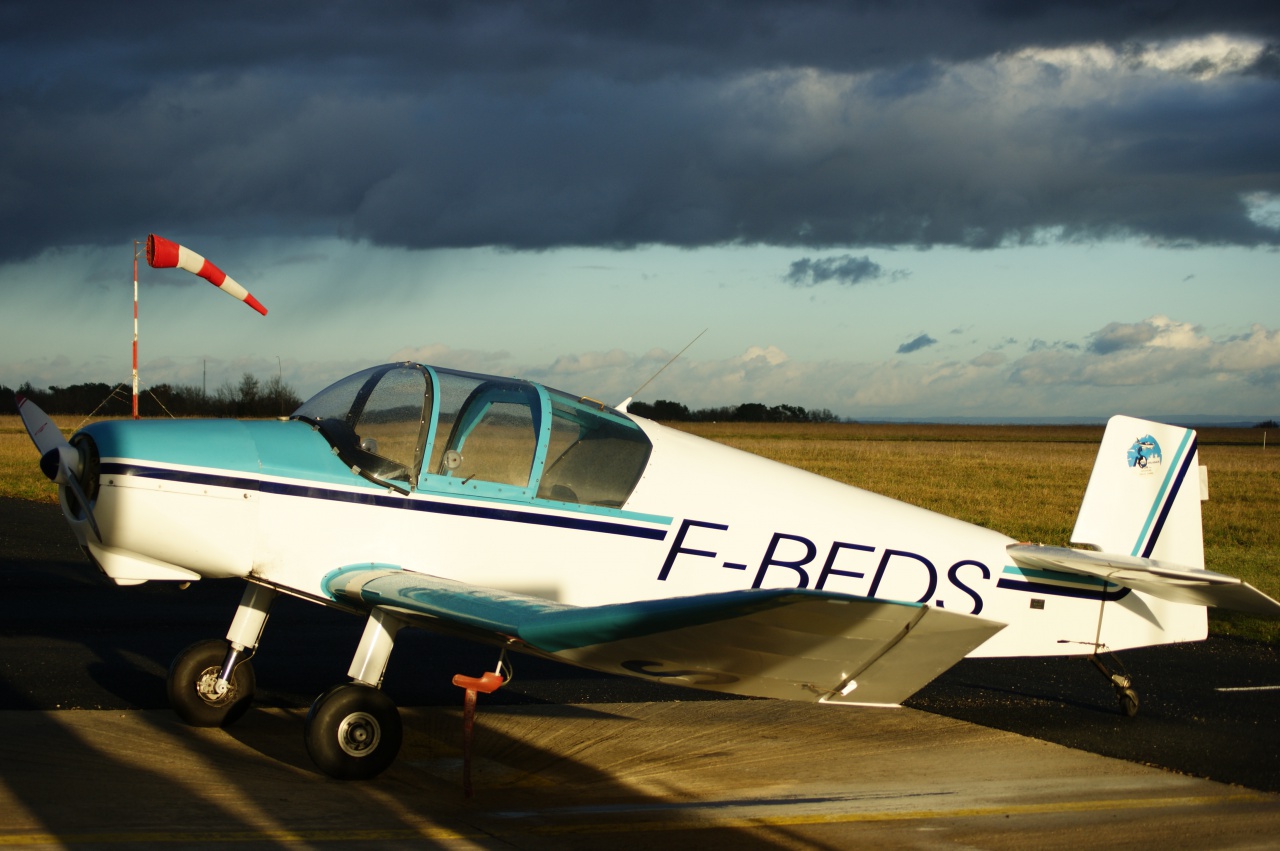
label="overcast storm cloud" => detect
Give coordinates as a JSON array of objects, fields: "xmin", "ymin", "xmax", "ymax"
[
  {"xmin": 2, "ymin": 0, "xmax": 1279, "ymax": 266},
  {"xmin": 784, "ymin": 255, "xmax": 898, "ymax": 287}
]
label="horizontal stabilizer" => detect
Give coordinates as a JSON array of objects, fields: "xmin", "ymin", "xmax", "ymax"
[
  {"xmin": 1008, "ymin": 544, "xmax": 1280, "ymax": 617},
  {"xmin": 324, "ymin": 566, "xmax": 1005, "ymax": 705}
]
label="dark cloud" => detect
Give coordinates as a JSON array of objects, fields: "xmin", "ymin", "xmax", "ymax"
[
  {"xmin": 784, "ymin": 254, "xmax": 889, "ymax": 287},
  {"xmin": 897, "ymin": 333, "xmax": 937, "ymax": 354},
  {"xmin": 1, "ymin": 0, "xmax": 1279, "ymax": 265},
  {"xmin": 1089, "ymin": 320, "xmax": 1161, "ymax": 354}
]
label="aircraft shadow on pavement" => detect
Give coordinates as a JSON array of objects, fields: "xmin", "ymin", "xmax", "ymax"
[{"xmin": 0, "ymin": 695, "xmax": 818, "ymax": 849}]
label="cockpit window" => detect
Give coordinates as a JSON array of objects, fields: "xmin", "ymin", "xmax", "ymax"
[
  {"xmin": 292, "ymin": 364, "xmax": 431, "ymax": 489},
  {"xmin": 427, "ymin": 371, "xmax": 542, "ymax": 496},
  {"xmin": 536, "ymin": 390, "xmax": 652, "ymax": 508}
]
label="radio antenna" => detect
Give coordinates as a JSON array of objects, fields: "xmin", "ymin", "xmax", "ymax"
[{"xmin": 617, "ymin": 328, "xmax": 707, "ymax": 412}]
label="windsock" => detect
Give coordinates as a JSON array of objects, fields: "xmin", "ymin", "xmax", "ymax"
[{"xmin": 146, "ymin": 234, "xmax": 267, "ymax": 316}]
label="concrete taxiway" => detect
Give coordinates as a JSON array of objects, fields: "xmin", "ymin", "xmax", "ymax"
[{"xmin": 0, "ymin": 700, "xmax": 1276, "ymax": 849}]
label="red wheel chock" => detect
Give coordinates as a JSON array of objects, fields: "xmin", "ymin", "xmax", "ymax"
[{"xmin": 451, "ymin": 672, "xmax": 505, "ymax": 797}]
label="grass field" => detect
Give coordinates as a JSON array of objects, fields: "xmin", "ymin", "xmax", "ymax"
[{"xmin": 3, "ymin": 414, "xmax": 1276, "ymax": 640}]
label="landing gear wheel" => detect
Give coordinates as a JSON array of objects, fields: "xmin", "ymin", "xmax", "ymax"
[
  {"xmin": 168, "ymin": 639, "xmax": 256, "ymax": 728},
  {"xmin": 1089, "ymin": 652, "xmax": 1140, "ymax": 718},
  {"xmin": 305, "ymin": 684, "xmax": 402, "ymax": 780},
  {"xmin": 1119, "ymin": 687, "xmax": 1140, "ymax": 717}
]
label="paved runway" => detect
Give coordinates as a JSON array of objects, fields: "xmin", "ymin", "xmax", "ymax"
[
  {"xmin": 1, "ymin": 702, "xmax": 1277, "ymax": 849},
  {"xmin": 2, "ymin": 497, "xmax": 1279, "ymax": 847}
]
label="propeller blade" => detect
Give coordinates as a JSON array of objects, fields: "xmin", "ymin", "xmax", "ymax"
[
  {"xmin": 16, "ymin": 395, "xmax": 101, "ymax": 541},
  {"xmin": 16, "ymin": 394, "xmax": 65, "ymax": 458},
  {"xmin": 63, "ymin": 468, "xmax": 102, "ymax": 542}
]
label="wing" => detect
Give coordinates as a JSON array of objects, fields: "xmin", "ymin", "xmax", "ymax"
[
  {"xmin": 1007, "ymin": 543, "xmax": 1280, "ymax": 617},
  {"xmin": 324, "ymin": 566, "xmax": 1005, "ymax": 706}
]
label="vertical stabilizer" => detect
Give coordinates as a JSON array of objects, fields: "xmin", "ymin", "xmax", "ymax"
[{"xmin": 1071, "ymin": 416, "xmax": 1205, "ymax": 570}]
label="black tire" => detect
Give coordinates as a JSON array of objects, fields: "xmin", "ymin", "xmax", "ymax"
[
  {"xmin": 304, "ymin": 684, "xmax": 402, "ymax": 780},
  {"xmin": 167, "ymin": 639, "xmax": 256, "ymax": 728},
  {"xmin": 1119, "ymin": 687, "xmax": 1140, "ymax": 718}
]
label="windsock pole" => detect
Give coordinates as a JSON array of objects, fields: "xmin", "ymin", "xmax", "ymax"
[{"xmin": 132, "ymin": 239, "xmax": 141, "ymax": 419}]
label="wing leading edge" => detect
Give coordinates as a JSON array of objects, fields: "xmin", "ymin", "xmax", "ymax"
[{"xmin": 323, "ymin": 566, "xmax": 1005, "ymax": 706}]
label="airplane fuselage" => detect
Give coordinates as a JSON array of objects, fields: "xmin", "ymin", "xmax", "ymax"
[{"xmin": 64, "ymin": 403, "xmax": 1204, "ymax": 662}]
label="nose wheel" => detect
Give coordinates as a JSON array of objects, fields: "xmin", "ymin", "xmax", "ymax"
[
  {"xmin": 167, "ymin": 639, "xmax": 257, "ymax": 727},
  {"xmin": 304, "ymin": 683, "xmax": 403, "ymax": 780}
]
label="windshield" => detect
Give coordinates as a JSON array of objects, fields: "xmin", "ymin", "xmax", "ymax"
[{"xmin": 292, "ymin": 364, "xmax": 432, "ymax": 489}]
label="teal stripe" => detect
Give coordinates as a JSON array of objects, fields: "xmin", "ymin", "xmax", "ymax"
[
  {"xmin": 1002, "ymin": 565, "xmax": 1111, "ymax": 588},
  {"xmin": 1131, "ymin": 430, "xmax": 1192, "ymax": 557}
]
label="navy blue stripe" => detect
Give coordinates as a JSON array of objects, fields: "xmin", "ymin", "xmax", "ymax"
[
  {"xmin": 997, "ymin": 578, "xmax": 1130, "ymax": 602},
  {"xmin": 261, "ymin": 481, "xmax": 666, "ymax": 539},
  {"xmin": 102, "ymin": 462, "xmax": 666, "ymax": 541},
  {"xmin": 102, "ymin": 462, "xmax": 261, "ymax": 492},
  {"xmin": 1141, "ymin": 436, "xmax": 1197, "ymax": 558}
]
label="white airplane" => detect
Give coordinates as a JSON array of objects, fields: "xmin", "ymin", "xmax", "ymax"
[{"xmin": 17, "ymin": 361, "xmax": 1280, "ymax": 780}]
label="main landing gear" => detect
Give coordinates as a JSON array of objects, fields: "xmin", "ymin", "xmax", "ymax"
[
  {"xmin": 303, "ymin": 608, "xmax": 405, "ymax": 780},
  {"xmin": 305, "ymin": 684, "xmax": 402, "ymax": 780},
  {"xmin": 165, "ymin": 585, "xmax": 410, "ymax": 780}
]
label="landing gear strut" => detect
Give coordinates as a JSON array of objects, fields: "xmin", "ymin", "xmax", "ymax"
[{"xmin": 1090, "ymin": 652, "xmax": 1140, "ymax": 717}]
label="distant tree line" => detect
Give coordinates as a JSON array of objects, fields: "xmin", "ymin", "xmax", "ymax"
[
  {"xmin": 627, "ymin": 399, "xmax": 840, "ymax": 423},
  {"xmin": 1, "ymin": 373, "xmax": 303, "ymax": 419}
]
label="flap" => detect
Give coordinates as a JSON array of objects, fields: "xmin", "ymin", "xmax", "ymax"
[
  {"xmin": 1007, "ymin": 543, "xmax": 1280, "ymax": 617},
  {"xmin": 324, "ymin": 566, "xmax": 1006, "ymax": 705}
]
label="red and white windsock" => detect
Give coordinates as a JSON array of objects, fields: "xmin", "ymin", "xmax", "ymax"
[{"xmin": 145, "ymin": 234, "xmax": 267, "ymax": 316}]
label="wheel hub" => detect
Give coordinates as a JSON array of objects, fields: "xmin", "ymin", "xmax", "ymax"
[
  {"xmin": 195, "ymin": 666, "xmax": 234, "ymax": 704},
  {"xmin": 337, "ymin": 712, "xmax": 381, "ymax": 757}
]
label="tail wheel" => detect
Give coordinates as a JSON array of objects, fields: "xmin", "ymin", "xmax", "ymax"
[
  {"xmin": 168, "ymin": 639, "xmax": 256, "ymax": 728},
  {"xmin": 305, "ymin": 683, "xmax": 402, "ymax": 780},
  {"xmin": 1119, "ymin": 687, "xmax": 1140, "ymax": 717}
]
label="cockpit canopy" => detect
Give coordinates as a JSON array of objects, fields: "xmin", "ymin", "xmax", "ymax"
[{"xmin": 292, "ymin": 363, "xmax": 652, "ymax": 509}]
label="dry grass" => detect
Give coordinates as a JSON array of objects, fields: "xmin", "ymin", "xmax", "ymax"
[{"xmin": 3, "ymin": 415, "xmax": 1276, "ymax": 640}]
